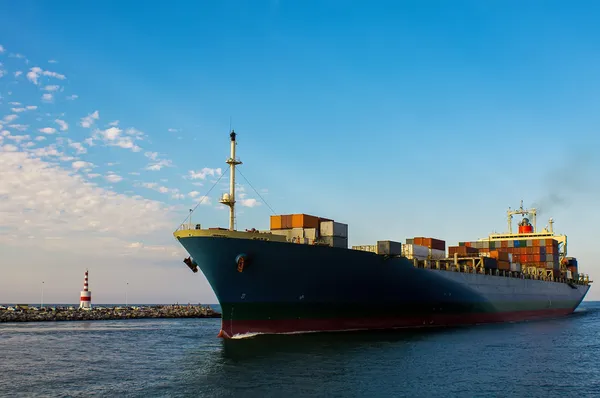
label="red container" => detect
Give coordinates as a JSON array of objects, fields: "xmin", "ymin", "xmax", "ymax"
[
  {"xmin": 448, "ymin": 246, "xmax": 478, "ymax": 256},
  {"xmin": 501, "ymin": 240, "xmax": 508, "ymax": 248}
]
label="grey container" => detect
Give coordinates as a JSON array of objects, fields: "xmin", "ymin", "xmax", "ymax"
[
  {"xmin": 377, "ymin": 240, "xmax": 402, "ymax": 255},
  {"xmin": 321, "ymin": 236, "xmax": 348, "ymax": 249}
]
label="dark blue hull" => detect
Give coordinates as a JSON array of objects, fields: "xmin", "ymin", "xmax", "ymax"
[{"xmin": 177, "ymin": 236, "xmax": 589, "ymax": 338}]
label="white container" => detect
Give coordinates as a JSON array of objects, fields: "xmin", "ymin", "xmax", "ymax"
[
  {"xmin": 321, "ymin": 236, "xmax": 347, "ymax": 248},
  {"xmin": 402, "ymin": 244, "xmax": 429, "ymax": 260},
  {"xmin": 508, "ymin": 253, "xmax": 513, "ymax": 263},
  {"xmin": 510, "ymin": 263, "xmax": 522, "ymax": 272},
  {"xmin": 319, "ymin": 221, "xmax": 348, "ymax": 238},
  {"xmin": 429, "ymin": 248, "xmax": 446, "ymax": 259},
  {"xmin": 567, "ymin": 270, "xmax": 573, "ymax": 279},
  {"xmin": 352, "ymin": 245, "xmax": 377, "ymax": 253}
]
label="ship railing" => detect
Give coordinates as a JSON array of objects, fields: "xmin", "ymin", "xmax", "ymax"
[
  {"xmin": 409, "ymin": 256, "xmax": 590, "ymax": 286},
  {"xmin": 176, "ymin": 223, "xmax": 202, "ymax": 231}
]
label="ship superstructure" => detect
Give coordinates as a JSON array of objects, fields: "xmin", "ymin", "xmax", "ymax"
[{"xmin": 173, "ymin": 131, "xmax": 592, "ymax": 339}]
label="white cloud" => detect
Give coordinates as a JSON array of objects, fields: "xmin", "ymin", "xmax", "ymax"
[
  {"xmin": 27, "ymin": 106, "xmax": 37, "ymax": 110},
  {"xmin": 67, "ymin": 94, "xmax": 78, "ymax": 100},
  {"xmin": 55, "ymin": 119, "xmax": 68, "ymax": 131},
  {"xmin": 168, "ymin": 128, "xmax": 178, "ymax": 133},
  {"xmin": 105, "ymin": 173, "xmax": 123, "ymax": 183},
  {"xmin": 239, "ymin": 198, "xmax": 261, "ymax": 208},
  {"xmin": 188, "ymin": 191, "xmax": 200, "ymax": 198},
  {"xmin": 6, "ymin": 134, "xmax": 30, "ymax": 143},
  {"xmin": 14, "ymin": 71, "xmax": 22, "ymax": 77},
  {"xmin": 72, "ymin": 161, "xmax": 93, "ymax": 170},
  {"xmin": 87, "ymin": 173, "xmax": 100, "ymax": 178},
  {"xmin": 0, "ymin": 149, "xmax": 179, "ymax": 260},
  {"xmin": 11, "ymin": 108, "xmax": 26, "ymax": 113},
  {"xmin": 0, "ymin": 45, "xmax": 4, "ymax": 53},
  {"xmin": 9, "ymin": 102, "xmax": 21, "ymax": 106},
  {"xmin": 146, "ymin": 159, "xmax": 173, "ymax": 171},
  {"xmin": 26, "ymin": 66, "xmax": 66, "ymax": 85},
  {"xmin": 39, "ymin": 127, "xmax": 57, "ymax": 134},
  {"xmin": 80, "ymin": 110, "xmax": 99, "ymax": 128},
  {"xmin": 41, "ymin": 93, "xmax": 53, "ymax": 102},
  {"xmin": 68, "ymin": 140, "xmax": 86, "ymax": 154},
  {"xmin": 144, "ymin": 151, "xmax": 158, "ymax": 161},
  {"xmin": 188, "ymin": 167, "xmax": 222, "ymax": 180},
  {"xmin": 48, "ymin": 60, "xmax": 58, "ymax": 64},
  {"xmin": 44, "ymin": 85, "xmax": 60, "ymax": 92},
  {"xmin": 93, "ymin": 126, "xmax": 143, "ymax": 152},
  {"xmin": 3, "ymin": 114, "xmax": 18, "ymax": 123},
  {"xmin": 35, "ymin": 136, "xmax": 46, "ymax": 141},
  {"xmin": 9, "ymin": 124, "xmax": 28, "ymax": 131},
  {"xmin": 197, "ymin": 197, "xmax": 212, "ymax": 205},
  {"xmin": 108, "ymin": 120, "xmax": 119, "ymax": 127}
]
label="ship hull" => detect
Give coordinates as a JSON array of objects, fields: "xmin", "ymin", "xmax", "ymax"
[{"xmin": 177, "ymin": 236, "xmax": 590, "ymax": 338}]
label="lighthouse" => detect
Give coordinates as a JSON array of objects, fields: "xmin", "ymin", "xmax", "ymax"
[{"xmin": 79, "ymin": 269, "xmax": 92, "ymax": 310}]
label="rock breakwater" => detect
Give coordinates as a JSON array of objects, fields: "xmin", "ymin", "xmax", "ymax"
[{"xmin": 0, "ymin": 304, "xmax": 221, "ymax": 323}]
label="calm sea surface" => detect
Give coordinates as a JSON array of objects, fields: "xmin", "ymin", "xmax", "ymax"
[{"xmin": 1, "ymin": 302, "xmax": 599, "ymax": 397}]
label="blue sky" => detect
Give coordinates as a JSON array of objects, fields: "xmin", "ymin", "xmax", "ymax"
[{"xmin": 1, "ymin": 1, "xmax": 599, "ymax": 303}]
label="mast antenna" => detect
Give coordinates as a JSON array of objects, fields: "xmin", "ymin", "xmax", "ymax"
[{"xmin": 219, "ymin": 130, "xmax": 242, "ymax": 230}]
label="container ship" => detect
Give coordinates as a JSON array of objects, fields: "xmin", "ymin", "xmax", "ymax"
[{"xmin": 174, "ymin": 131, "xmax": 592, "ymax": 339}]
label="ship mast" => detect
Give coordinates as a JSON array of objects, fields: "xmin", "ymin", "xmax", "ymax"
[
  {"xmin": 219, "ymin": 130, "xmax": 242, "ymax": 231},
  {"xmin": 507, "ymin": 200, "xmax": 537, "ymax": 234}
]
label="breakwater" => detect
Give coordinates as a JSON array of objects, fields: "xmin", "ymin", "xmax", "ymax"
[{"xmin": 0, "ymin": 304, "xmax": 221, "ymax": 323}]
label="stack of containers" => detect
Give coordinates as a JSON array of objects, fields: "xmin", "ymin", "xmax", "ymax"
[
  {"xmin": 270, "ymin": 214, "xmax": 347, "ymax": 247},
  {"xmin": 402, "ymin": 241, "xmax": 429, "ymax": 260},
  {"xmin": 413, "ymin": 237, "xmax": 446, "ymax": 259},
  {"xmin": 458, "ymin": 238, "xmax": 560, "ymax": 273},
  {"xmin": 448, "ymin": 246, "xmax": 479, "ymax": 257},
  {"xmin": 319, "ymin": 220, "xmax": 348, "ymax": 248}
]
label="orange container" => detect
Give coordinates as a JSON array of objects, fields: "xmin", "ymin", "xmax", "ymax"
[
  {"xmin": 501, "ymin": 240, "xmax": 508, "ymax": 248},
  {"xmin": 490, "ymin": 250, "xmax": 510, "ymax": 262},
  {"xmin": 270, "ymin": 215, "xmax": 282, "ymax": 230},
  {"xmin": 546, "ymin": 246, "xmax": 555, "ymax": 254},
  {"xmin": 290, "ymin": 214, "xmax": 320, "ymax": 229},
  {"xmin": 498, "ymin": 260, "xmax": 510, "ymax": 270},
  {"xmin": 533, "ymin": 239, "xmax": 540, "ymax": 247},
  {"xmin": 282, "ymin": 215, "xmax": 293, "ymax": 229},
  {"xmin": 534, "ymin": 254, "xmax": 541, "ymax": 262}
]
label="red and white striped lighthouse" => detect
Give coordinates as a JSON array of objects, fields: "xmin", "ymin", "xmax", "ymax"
[{"xmin": 79, "ymin": 269, "xmax": 92, "ymax": 309}]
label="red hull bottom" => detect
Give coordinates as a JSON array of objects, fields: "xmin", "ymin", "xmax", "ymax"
[{"xmin": 217, "ymin": 308, "xmax": 574, "ymax": 339}]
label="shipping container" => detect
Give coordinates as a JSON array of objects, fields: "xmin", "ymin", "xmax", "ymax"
[
  {"xmin": 282, "ymin": 214, "xmax": 293, "ymax": 229},
  {"xmin": 429, "ymin": 248, "xmax": 446, "ymax": 260},
  {"xmin": 321, "ymin": 236, "xmax": 348, "ymax": 249},
  {"xmin": 539, "ymin": 239, "xmax": 546, "ymax": 246},
  {"xmin": 526, "ymin": 239, "xmax": 532, "ymax": 247},
  {"xmin": 290, "ymin": 214, "xmax": 320, "ymax": 229},
  {"xmin": 319, "ymin": 221, "xmax": 348, "ymax": 238},
  {"xmin": 352, "ymin": 245, "xmax": 377, "ymax": 253},
  {"xmin": 270, "ymin": 215, "xmax": 282, "ymax": 230},
  {"xmin": 490, "ymin": 250, "xmax": 510, "ymax": 262},
  {"xmin": 510, "ymin": 263, "xmax": 522, "ymax": 272},
  {"xmin": 402, "ymin": 244, "xmax": 429, "ymax": 260},
  {"xmin": 507, "ymin": 240, "xmax": 514, "ymax": 248},
  {"xmin": 405, "ymin": 238, "xmax": 414, "ymax": 245},
  {"xmin": 413, "ymin": 237, "xmax": 445, "ymax": 251},
  {"xmin": 377, "ymin": 240, "xmax": 402, "ymax": 256},
  {"xmin": 483, "ymin": 257, "xmax": 498, "ymax": 269},
  {"xmin": 566, "ymin": 270, "xmax": 573, "ymax": 279},
  {"xmin": 448, "ymin": 246, "xmax": 478, "ymax": 256},
  {"xmin": 498, "ymin": 260, "xmax": 510, "ymax": 270},
  {"xmin": 482, "ymin": 241, "xmax": 489, "ymax": 249},
  {"xmin": 501, "ymin": 240, "xmax": 508, "ymax": 248}
]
